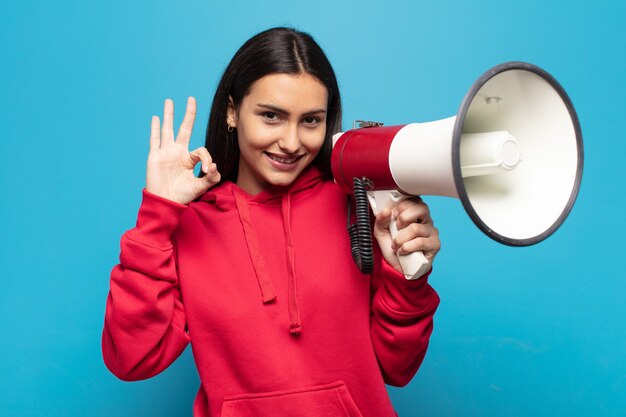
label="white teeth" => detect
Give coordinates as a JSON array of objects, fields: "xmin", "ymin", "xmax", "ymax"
[{"xmin": 268, "ymin": 154, "xmax": 298, "ymax": 164}]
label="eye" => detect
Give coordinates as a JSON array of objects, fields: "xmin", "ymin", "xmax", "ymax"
[
  {"xmin": 263, "ymin": 112, "xmax": 279, "ymax": 121},
  {"xmin": 302, "ymin": 116, "xmax": 321, "ymax": 126}
]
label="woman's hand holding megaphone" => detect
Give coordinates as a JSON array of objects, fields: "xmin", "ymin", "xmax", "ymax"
[
  {"xmin": 146, "ymin": 97, "xmax": 221, "ymax": 205},
  {"xmin": 373, "ymin": 197, "xmax": 440, "ymax": 279}
]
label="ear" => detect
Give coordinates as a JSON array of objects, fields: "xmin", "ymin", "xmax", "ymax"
[{"xmin": 226, "ymin": 96, "xmax": 237, "ymax": 128}]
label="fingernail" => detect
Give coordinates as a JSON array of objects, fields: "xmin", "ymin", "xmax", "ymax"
[
  {"xmin": 392, "ymin": 210, "xmax": 398, "ymax": 219},
  {"xmin": 202, "ymin": 164, "xmax": 208, "ymax": 173}
]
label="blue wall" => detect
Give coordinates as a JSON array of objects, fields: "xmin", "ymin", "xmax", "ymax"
[{"xmin": 1, "ymin": 0, "xmax": 624, "ymax": 415}]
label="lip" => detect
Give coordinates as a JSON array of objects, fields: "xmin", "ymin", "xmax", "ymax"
[{"xmin": 264, "ymin": 152, "xmax": 305, "ymax": 171}]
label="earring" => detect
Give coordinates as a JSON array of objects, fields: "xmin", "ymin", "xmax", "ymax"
[{"xmin": 227, "ymin": 124, "xmax": 234, "ymax": 133}]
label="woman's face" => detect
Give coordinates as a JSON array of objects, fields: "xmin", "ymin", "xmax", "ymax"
[{"xmin": 228, "ymin": 72, "xmax": 328, "ymax": 195}]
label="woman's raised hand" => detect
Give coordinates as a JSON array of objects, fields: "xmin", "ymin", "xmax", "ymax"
[{"xmin": 146, "ymin": 97, "xmax": 221, "ymax": 205}]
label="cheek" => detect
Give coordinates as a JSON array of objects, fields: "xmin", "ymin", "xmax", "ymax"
[
  {"xmin": 303, "ymin": 128, "xmax": 327, "ymax": 154},
  {"xmin": 238, "ymin": 124, "xmax": 275, "ymax": 151}
]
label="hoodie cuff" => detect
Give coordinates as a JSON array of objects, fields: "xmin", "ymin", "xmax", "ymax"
[
  {"xmin": 377, "ymin": 259, "xmax": 438, "ymax": 317},
  {"xmin": 126, "ymin": 189, "xmax": 188, "ymax": 247}
]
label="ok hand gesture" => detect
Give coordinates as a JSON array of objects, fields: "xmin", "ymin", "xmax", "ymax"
[{"xmin": 146, "ymin": 97, "xmax": 221, "ymax": 205}]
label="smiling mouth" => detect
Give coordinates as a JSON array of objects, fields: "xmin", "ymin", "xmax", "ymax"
[{"xmin": 265, "ymin": 152, "xmax": 304, "ymax": 164}]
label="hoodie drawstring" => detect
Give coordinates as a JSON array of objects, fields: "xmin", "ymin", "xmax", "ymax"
[
  {"xmin": 282, "ymin": 192, "xmax": 302, "ymax": 335},
  {"xmin": 233, "ymin": 190, "xmax": 277, "ymax": 304},
  {"xmin": 232, "ymin": 189, "xmax": 302, "ymax": 335}
]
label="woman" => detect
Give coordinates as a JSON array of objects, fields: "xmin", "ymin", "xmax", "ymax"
[{"xmin": 103, "ymin": 27, "xmax": 440, "ymax": 417}]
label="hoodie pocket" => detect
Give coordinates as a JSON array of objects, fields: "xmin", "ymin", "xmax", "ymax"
[{"xmin": 220, "ymin": 380, "xmax": 364, "ymax": 417}]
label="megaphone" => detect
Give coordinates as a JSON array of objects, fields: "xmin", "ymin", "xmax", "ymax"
[{"xmin": 331, "ymin": 62, "xmax": 583, "ymax": 279}]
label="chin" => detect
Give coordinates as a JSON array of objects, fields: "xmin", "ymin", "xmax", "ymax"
[
  {"xmin": 268, "ymin": 165, "xmax": 311, "ymax": 186},
  {"xmin": 267, "ymin": 173, "xmax": 299, "ymax": 187}
]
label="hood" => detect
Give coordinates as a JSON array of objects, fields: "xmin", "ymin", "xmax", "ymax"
[{"xmin": 198, "ymin": 165, "xmax": 325, "ymax": 208}]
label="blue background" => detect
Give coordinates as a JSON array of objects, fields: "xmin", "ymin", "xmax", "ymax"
[{"xmin": 1, "ymin": 0, "xmax": 624, "ymax": 416}]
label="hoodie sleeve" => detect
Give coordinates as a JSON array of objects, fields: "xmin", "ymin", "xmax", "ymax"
[
  {"xmin": 369, "ymin": 247, "xmax": 440, "ymax": 387},
  {"xmin": 102, "ymin": 189, "xmax": 190, "ymax": 381}
]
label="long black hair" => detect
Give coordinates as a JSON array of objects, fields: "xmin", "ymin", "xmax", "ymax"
[{"xmin": 204, "ymin": 27, "xmax": 342, "ymax": 182}]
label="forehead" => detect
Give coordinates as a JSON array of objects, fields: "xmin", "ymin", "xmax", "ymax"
[{"xmin": 243, "ymin": 73, "xmax": 328, "ymax": 111}]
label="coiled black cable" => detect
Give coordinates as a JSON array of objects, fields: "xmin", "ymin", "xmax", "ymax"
[{"xmin": 347, "ymin": 177, "xmax": 374, "ymax": 274}]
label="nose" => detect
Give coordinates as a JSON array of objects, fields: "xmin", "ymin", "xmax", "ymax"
[{"xmin": 278, "ymin": 124, "xmax": 300, "ymax": 154}]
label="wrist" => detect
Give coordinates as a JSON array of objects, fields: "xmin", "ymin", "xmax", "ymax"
[{"xmin": 145, "ymin": 183, "xmax": 184, "ymax": 205}]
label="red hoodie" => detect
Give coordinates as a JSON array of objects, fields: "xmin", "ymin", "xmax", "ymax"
[{"xmin": 103, "ymin": 166, "xmax": 439, "ymax": 417}]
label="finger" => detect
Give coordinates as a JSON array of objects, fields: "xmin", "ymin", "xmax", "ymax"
[
  {"xmin": 373, "ymin": 208, "xmax": 393, "ymax": 235},
  {"xmin": 394, "ymin": 200, "xmax": 431, "ymax": 229},
  {"xmin": 189, "ymin": 147, "xmax": 213, "ymax": 172},
  {"xmin": 397, "ymin": 235, "xmax": 441, "ymax": 258},
  {"xmin": 150, "ymin": 115, "xmax": 160, "ymax": 151},
  {"xmin": 394, "ymin": 224, "xmax": 440, "ymax": 254},
  {"xmin": 395, "ymin": 196, "xmax": 423, "ymax": 208},
  {"xmin": 394, "ymin": 197, "xmax": 427, "ymax": 217},
  {"xmin": 198, "ymin": 167, "xmax": 221, "ymax": 187},
  {"xmin": 392, "ymin": 223, "xmax": 435, "ymax": 250},
  {"xmin": 189, "ymin": 146, "xmax": 220, "ymax": 192},
  {"xmin": 176, "ymin": 96, "xmax": 197, "ymax": 146},
  {"xmin": 162, "ymin": 98, "xmax": 175, "ymax": 145}
]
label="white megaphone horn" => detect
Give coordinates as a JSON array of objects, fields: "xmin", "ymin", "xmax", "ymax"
[{"xmin": 331, "ymin": 62, "xmax": 583, "ymax": 280}]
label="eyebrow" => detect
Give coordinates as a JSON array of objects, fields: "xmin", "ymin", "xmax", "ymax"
[{"xmin": 256, "ymin": 103, "xmax": 327, "ymax": 115}]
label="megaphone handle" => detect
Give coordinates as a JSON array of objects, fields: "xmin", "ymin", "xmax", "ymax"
[
  {"xmin": 367, "ymin": 190, "xmax": 431, "ymax": 280},
  {"xmin": 389, "ymin": 215, "xmax": 432, "ymax": 280}
]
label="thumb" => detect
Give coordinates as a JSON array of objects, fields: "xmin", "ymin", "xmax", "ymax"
[
  {"xmin": 197, "ymin": 164, "xmax": 221, "ymax": 188},
  {"xmin": 373, "ymin": 208, "xmax": 393, "ymax": 238}
]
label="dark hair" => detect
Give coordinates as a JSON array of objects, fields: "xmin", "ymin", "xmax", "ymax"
[{"xmin": 204, "ymin": 27, "xmax": 342, "ymax": 182}]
